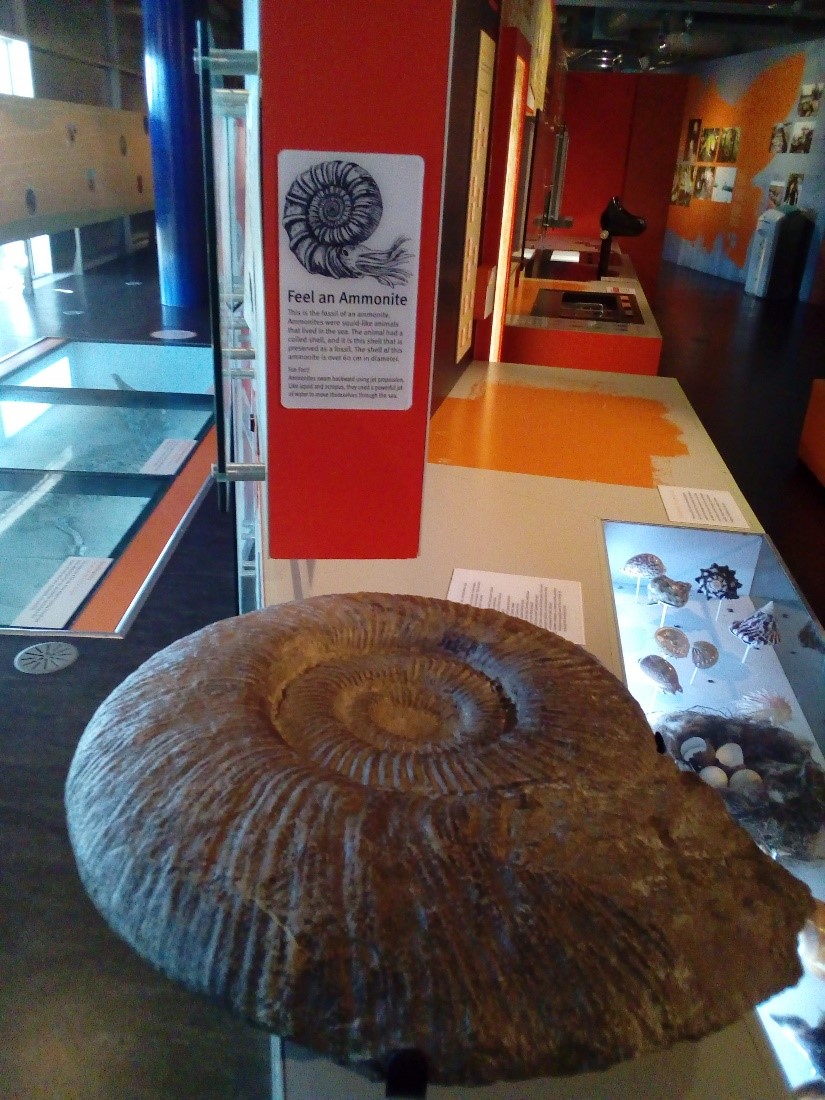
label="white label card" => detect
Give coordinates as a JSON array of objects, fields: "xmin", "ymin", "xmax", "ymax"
[
  {"xmin": 278, "ymin": 149, "xmax": 424, "ymax": 410},
  {"xmin": 659, "ymin": 485, "xmax": 750, "ymax": 529},
  {"xmin": 447, "ymin": 568, "xmax": 586, "ymax": 644},
  {"xmin": 140, "ymin": 438, "xmax": 196, "ymax": 475},
  {"xmin": 12, "ymin": 557, "xmax": 112, "ymax": 628}
]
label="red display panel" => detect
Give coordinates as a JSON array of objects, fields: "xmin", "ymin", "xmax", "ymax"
[{"xmin": 260, "ymin": 2, "xmax": 453, "ymax": 558}]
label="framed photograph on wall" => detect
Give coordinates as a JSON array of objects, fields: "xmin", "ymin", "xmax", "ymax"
[
  {"xmin": 767, "ymin": 180, "xmax": 785, "ymax": 209},
  {"xmin": 712, "ymin": 166, "xmax": 736, "ymax": 203},
  {"xmin": 790, "ymin": 120, "xmax": 816, "ymax": 153},
  {"xmin": 784, "ymin": 173, "xmax": 804, "ymax": 205},
  {"xmin": 683, "ymin": 117, "xmax": 702, "ymax": 162},
  {"xmin": 797, "ymin": 82, "xmax": 823, "ymax": 117},
  {"xmin": 670, "ymin": 162, "xmax": 694, "ymax": 206},
  {"xmin": 717, "ymin": 127, "xmax": 740, "ymax": 163},
  {"xmin": 769, "ymin": 122, "xmax": 790, "ymax": 154},
  {"xmin": 693, "ymin": 164, "xmax": 715, "ymax": 200},
  {"xmin": 698, "ymin": 127, "xmax": 719, "ymax": 161}
]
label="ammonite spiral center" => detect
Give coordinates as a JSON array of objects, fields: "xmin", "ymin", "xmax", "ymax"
[
  {"xmin": 309, "ymin": 186, "xmax": 353, "ymax": 237},
  {"xmin": 273, "ymin": 650, "xmax": 516, "ymax": 789}
]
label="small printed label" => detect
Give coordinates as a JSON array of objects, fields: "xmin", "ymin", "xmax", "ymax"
[
  {"xmin": 140, "ymin": 438, "xmax": 196, "ymax": 475},
  {"xmin": 12, "ymin": 557, "xmax": 112, "ymax": 628},
  {"xmin": 447, "ymin": 568, "xmax": 585, "ymax": 644},
  {"xmin": 659, "ymin": 486, "xmax": 750, "ymax": 529}
]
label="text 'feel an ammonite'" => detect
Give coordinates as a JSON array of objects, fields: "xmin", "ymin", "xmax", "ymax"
[{"xmin": 65, "ymin": 593, "xmax": 812, "ymax": 1086}]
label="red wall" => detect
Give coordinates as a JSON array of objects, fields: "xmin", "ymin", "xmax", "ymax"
[
  {"xmin": 548, "ymin": 72, "xmax": 689, "ymax": 301},
  {"xmin": 260, "ymin": 2, "xmax": 453, "ymax": 558}
]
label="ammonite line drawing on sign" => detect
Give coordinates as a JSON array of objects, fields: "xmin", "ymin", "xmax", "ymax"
[{"xmin": 282, "ymin": 159, "xmax": 414, "ymax": 288}]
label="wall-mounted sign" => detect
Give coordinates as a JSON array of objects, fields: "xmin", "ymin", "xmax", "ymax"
[{"xmin": 277, "ymin": 149, "xmax": 424, "ymax": 410}]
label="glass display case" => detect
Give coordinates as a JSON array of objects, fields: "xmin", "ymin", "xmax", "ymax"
[
  {"xmin": 0, "ymin": 339, "xmax": 214, "ymax": 632},
  {"xmin": 197, "ymin": 27, "xmax": 265, "ymax": 615},
  {"xmin": 603, "ymin": 519, "xmax": 825, "ymax": 1092}
]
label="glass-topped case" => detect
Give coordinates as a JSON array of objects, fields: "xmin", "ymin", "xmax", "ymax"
[
  {"xmin": 0, "ymin": 338, "xmax": 214, "ymax": 631},
  {"xmin": 603, "ymin": 520, "xmax": 825, "ymax": 1092}
]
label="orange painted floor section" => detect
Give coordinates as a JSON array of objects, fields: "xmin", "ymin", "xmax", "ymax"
[{"xmin": 428, "ymin": 379, "xmax": 688, "ymax": 487}]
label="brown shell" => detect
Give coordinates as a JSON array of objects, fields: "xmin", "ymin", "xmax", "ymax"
[
  {"xmin": 690, "ymin": 640, "xmax": 719, "ymax": 670},
  {"xmin": 647, "ymin": 575, "xmax": 691, "ymax": 608},
  {"xmin": 65, "ymin": 593, "xmax": 811, "ymax": 1086},
  {"xmin": 654, "ymin": 627, "xmax": 690, "ymax": 659},
  {"xmin": 639, "ymin": 653, "xmax": 683, "ymax": 693}
]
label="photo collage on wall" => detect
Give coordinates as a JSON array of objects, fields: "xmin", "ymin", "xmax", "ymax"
[
  {"xmin": 670, "ymin": 118, "xmax": 740, "ymax": 206},
  {"xmin": 766, "ymin": 81, "xmax": 822, "ymax": 209}
]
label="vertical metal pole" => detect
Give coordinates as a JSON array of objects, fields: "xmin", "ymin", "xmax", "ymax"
[
  {"xmin": 270, "ymin": 1035, "xmax": 286, "ymax": 1100},
  {"xmin": 142, "ymin": 0, "xmax": 209, "ymax": 307},
  {"xmin": 196, "ymin": 20, "xmax": 229, "ymax": 513}
]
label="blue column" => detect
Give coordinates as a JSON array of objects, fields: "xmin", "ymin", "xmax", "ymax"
[{"xmin": 142, "ymin": 0, "xmax": 208, "ymax": 308}]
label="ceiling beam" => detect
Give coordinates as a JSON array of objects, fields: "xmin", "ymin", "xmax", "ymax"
[{"xmin": 557, "ymin": 1, "xmax": 825, "ymax": 17}]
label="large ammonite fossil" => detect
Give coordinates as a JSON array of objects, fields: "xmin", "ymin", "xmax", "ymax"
[
  {"xmin": 282, "ymin": 160, "xmax": 413, "ymax": 286},
  {"xmin": 65, "ymin": 593, "xmax": 811, "ymax": 1086}
]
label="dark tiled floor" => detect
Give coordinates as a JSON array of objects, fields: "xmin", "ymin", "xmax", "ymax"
[
  {"xmin": 0, "ymin": 253, "xmax": 270, "ymax": 1098},
  {"xmin": 656, "ymin": 261, "xmax": 825, "ymax": 625},
  {"xmin": 0, "ymin": 248, "xmax": 210, "ymax": 361},
  {"xmin": 1, "ymin": 251, "xmax": 823, "ymax": 1100},
  {"xmin": 0, "ymin": 495, "xmax": 272, "ymax": 1100}
]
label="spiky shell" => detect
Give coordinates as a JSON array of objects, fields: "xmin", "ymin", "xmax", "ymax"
[{"xmin": 695, "ymin": 563, "xmax": 742, "ymax": 602}]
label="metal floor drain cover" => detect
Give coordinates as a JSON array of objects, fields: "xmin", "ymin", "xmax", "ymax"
[{"xmin": 14, "ymin": 641, "xmax": 79, "ymax": 675}]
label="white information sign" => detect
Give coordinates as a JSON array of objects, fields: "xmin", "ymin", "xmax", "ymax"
[
  {"xmin": 447, "ymin": 568, "xmax": 586, "ymax": 644},
  {"xmin": 659, "ymin": 485, "xmax": 750, "ymax": 529},
  {"xmin": 12, "ymin": 556, "xmax": 112, "ymax": 628},
  {"xmin": 140, "ymin": 438, "xmax": 197, "ymax": 475},
  {"xmin": 278, "ymin": 149, "xmax": 424, "ymax": 410}
]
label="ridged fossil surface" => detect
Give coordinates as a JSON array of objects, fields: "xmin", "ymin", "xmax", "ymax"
[{"xmin": 65, "ymin": 593, "xmax": 812, "ymax": 1085}]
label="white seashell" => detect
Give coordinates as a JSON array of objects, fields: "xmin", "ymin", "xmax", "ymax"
[
  {"xmin": 623, "ymin": 553, "xmax": 665, "ymax": 579},
  {"xmin": 680, "ymin": 736, "xmax": 708, "ymax": 763},
  {"xmin": 699, "ymin": 765, "xmax": 729, "ymax": 789},
  {"xmin": 729, "ymin": 768, "xmax": 763, "ymax": 792},
  {"xmin": 715, "ymin": 742, "xmax": 745, "ymax": 768}
]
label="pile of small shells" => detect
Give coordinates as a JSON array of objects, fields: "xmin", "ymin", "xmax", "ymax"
[
  {"xmin": 677, "ymin": 734, "xmax": 761, "ymax": 792},
  {"xmin": 657, "ymin": 710, "xmax": 825, "ymax": 860}
]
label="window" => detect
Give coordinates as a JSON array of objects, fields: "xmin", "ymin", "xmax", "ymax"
[{"xmin": 0, "ymin": 33, "xmax": 33, "ymax": 97}]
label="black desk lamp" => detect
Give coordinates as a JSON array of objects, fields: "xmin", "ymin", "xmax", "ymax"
[{"xmin": 597, "ymin": 196, "xmax": 646, "ymax": 278}]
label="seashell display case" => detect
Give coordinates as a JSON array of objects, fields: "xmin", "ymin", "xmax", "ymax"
[{"xmin": 603, "ymin": 519, "xmax": 825, "ymax": 1092}]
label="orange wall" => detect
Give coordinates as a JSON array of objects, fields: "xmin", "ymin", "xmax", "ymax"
[
  {"xmin": 666, "ymin": 53, "xmax": 805, "ymax": 273},
  {"xmin": 546, "ymin": 72, "xmax": 688, "ymax": 301}
]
